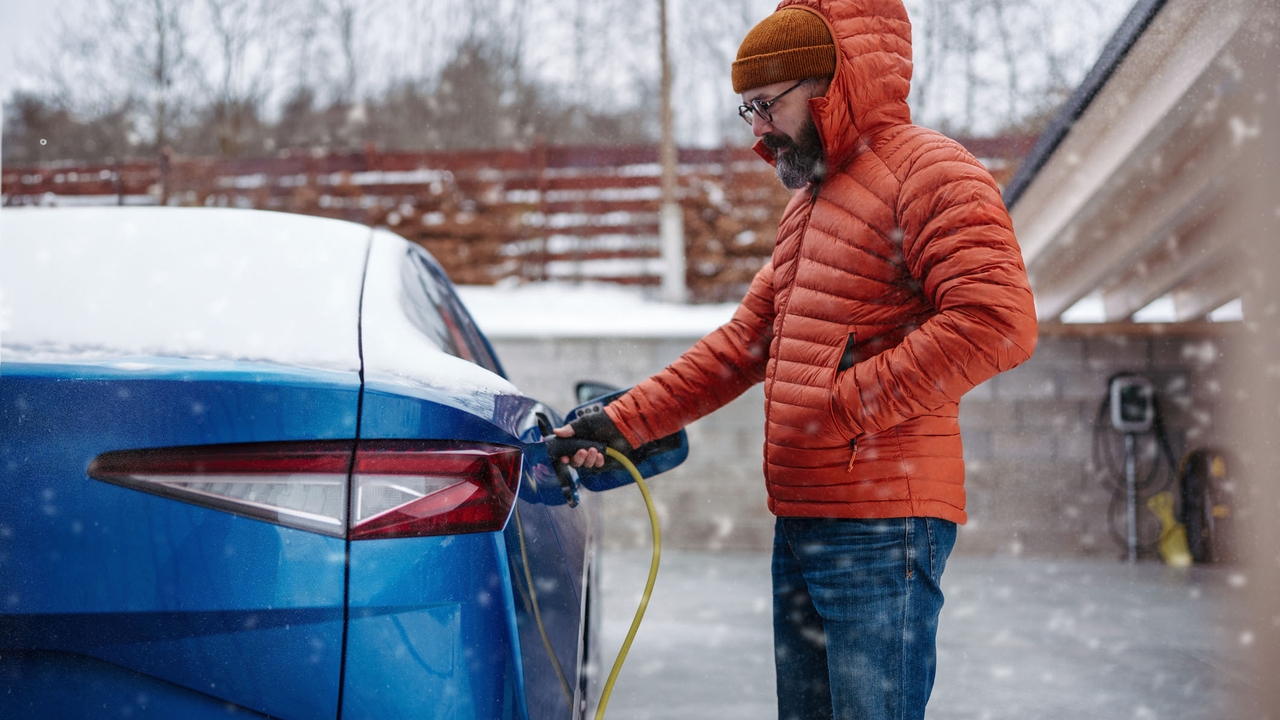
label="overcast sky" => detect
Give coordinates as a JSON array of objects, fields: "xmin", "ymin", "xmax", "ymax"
[
  {"xmin": 0, "ymin": 1, "xmax": 59, "ymax": 101},
  {"xmin": 0, "ymin": 0, "xmax": 1133, "ymax": 144}
]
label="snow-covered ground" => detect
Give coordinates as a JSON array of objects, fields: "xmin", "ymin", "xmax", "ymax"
[{"xmin": 456, "ymin": 282, "xmax": 738, "ymax": 339}]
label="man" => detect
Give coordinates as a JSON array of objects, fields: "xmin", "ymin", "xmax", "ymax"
[{"xmin": 557, "ymin": 1, "xmax": 1037, "ymax": 718}]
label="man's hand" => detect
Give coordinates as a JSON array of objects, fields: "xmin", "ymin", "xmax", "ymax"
[
  {"xmin": 552, "ymin": 411, "xmax": 631, "ymax": 470},
  {"xmin": 551, "ymin": 424, "xmax": 606, "ymax": 469}
]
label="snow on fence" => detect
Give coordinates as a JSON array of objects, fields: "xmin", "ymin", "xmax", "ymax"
[{"xmin": 2, "ymin": 139, "xmax": 1032, "ymax": 302}]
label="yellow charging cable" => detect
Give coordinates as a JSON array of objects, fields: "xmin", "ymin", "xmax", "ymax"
[
  {"xmin": 594, "ymin": 447, "xmax": 661, "ymax": 720},
  {"xmin": 515, "ymin": 446, "xmax": 660, "ymax": 718}
]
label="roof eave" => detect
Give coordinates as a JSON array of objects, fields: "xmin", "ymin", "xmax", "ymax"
[{"xmin": 1002, "ymin": 0, "xmax": 1171, "ymax": 209}]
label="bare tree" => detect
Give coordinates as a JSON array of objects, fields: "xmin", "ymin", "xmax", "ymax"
[
  {"xmin": 902, "ymin": 0, "xmax": 1131, "ymax": 136},
  {"xmin": 959, "ymin": 2, "xmax": 978, "ymax": 131},
  {"xmin": 201, "ymin": 0, "xmax": 284, "ymax": 156},
  {"xmin": 289, "ymin": 0, "xmax": 324, "ymax": 94},
  {"xmin": 679, "ymin": 0, "xmax": 775, "ymax": 145},
  {"xmin": 910, "ymin": 0, "xmax": 944, "ymax": 124},
  {"xmin": 988, "ymin": 0, "xmax": 1022, "ymax": 126},
  {"xmin": 125, "ymin": 0, "xmax": 191, "ymax": 158},
  {"xmin": 4, "ymin": 0, "xmax": 1138, "ymax": 162},
  {"xmin": 29, "ymin": 0, "xmax": 194, "ymax": 159},
  {"xmin": 1, "ymin": 91, "xmax": 137, "ymax": 164},
  {"xmin": 330, "ymin": 0, "xmax": 361, "ymax": 103}
]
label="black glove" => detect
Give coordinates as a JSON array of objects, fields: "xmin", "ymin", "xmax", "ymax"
[
  {"xmin": 546, "ymin": 410, "xmax": 632, "ymax": 469},
  {"xmin": 568, "ymin": 410, "xmax": 632, "ymax": 454}
]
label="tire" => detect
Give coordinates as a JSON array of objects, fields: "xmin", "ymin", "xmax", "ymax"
[{"xmin": 1181, "ymin": 450, "xmax": 1217, "ymax": 563}]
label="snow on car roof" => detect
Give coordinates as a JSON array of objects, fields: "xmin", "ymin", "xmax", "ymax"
[
  {"xmin": 2, "ymin": 206, "xmax": 741, "ymax": 396},
  {"xmin": 1, "ymin": 207, "xmax": 368, "ymax": 373},
  {"xmin": 455, "ymin": 282, "xmax": 738, "ymax": 339},
  {"xmin": 360, "ymin": 229, "xmax": 518, "ymax": 402}
]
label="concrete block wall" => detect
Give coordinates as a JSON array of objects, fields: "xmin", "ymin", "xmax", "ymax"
[
  {"xmin": 490, "ymin": 336, "xmax": 776, "ymax": 551},
  {"xmin": 489, "ymin": 330, "xmax": 1229, "ymax": 557},
  {"xmin": 959, "ymin": 332, "xmax": 1228, "ymax": 558}
]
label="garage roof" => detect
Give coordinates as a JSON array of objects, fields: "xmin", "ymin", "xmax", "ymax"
[{"xmin": 1004, "ymin": 0, "xmax": 1271, "ymax": 327}]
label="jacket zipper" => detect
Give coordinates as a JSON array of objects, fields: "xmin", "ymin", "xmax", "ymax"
[
  {"xmin": 772, "ymin": 190, "xmax": 821, "ymax": 329},
  {"xmin": 764, "ymin": 189, "xmax": 821, "ymax": 470},
  {"xmin": 847, "ymin": 438, "xmax": 858, "ymax": 472}
]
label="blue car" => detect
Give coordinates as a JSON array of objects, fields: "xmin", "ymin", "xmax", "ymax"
[{"xmin": 0, "ymin": 207, "xmax": 684, "ymax": 720}]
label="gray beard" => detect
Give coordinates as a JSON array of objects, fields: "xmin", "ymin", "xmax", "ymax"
[{"xmin": 766, "ymin": 120, "xmax": 826, "ymax": 190}]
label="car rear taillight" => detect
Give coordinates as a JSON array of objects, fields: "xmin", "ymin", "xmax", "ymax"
[
  {"xmin": 87, "ymin": 440, "xmax": 521, "ymax": 539},
  {"xmin": 349, "ymin": 441, "xmax": 521, "ymax": 540},
  {"xmin": 88, "ymin": 441, "xmax": 353, "ymax": 536}
]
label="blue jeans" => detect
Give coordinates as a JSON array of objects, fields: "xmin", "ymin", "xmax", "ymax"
[{"xmin": 772, "ymin": 516, "xmax": 956, "ymax": 720}]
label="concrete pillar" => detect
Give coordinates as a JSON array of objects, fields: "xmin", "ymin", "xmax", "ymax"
[{"xmin": 1227, "ymin": 2, "xmax": 1280, "ymax": 714}]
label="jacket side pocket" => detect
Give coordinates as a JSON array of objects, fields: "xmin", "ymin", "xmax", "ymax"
[
  {"xmin": 829, "ymin": 331, "xmax": 863, "ymax": 452},
  {"xmin": 836, "ymin": 332, "xmax": 857, "ymax": 372}
]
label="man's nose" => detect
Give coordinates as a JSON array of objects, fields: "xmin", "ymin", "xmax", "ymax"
[{"xmin": 752, "ymin": 113, "xmax": 773, "ymax": 138}]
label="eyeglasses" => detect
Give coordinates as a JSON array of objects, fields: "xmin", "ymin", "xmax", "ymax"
[{"xmin": 738, "ymin": 78, "xmax": 812, "ymax": 125}]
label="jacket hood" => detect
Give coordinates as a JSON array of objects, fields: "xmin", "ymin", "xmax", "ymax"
[{"xmin": 753, "ymin": 0, "xmax": 914, "ymax": 171}]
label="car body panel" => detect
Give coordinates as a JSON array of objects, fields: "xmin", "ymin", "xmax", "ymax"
[
  {"xmin": 347, "ymin": 233, "xmax": 588, "ymax": 720},
  {"xmin": 1, "ymin": 208, "xmax": 368, "ymax": 719},
  {"xmin": 0, "ymin": 208, "xmax": 618, "ymax": 720},
  {"xmin": 2, "ymin": 650, "xmax": 273, "ymax": 718},
  {"xmin": 505, "ymin": 450, "xmax": 591, "ymax": 720},
  {"xmin": 342, "ymin": 532, "xmax": 519, "ymax": 720},
  {"xmin": 0, "ymin": 362, "xmax": 359, "ymax": 719}
]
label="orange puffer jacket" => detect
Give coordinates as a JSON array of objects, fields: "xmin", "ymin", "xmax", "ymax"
[{"xmin": 603, "ymin": 0, "xmax": 1037, "ymax": 523}]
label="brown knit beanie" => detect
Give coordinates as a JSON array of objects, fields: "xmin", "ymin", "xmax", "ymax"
[{"xmin": 732, "ymin": 8, "xmax": 836, "ymax": 94}]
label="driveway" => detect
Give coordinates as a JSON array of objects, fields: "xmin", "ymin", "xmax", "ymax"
[{"xmin": 592, "ymin": 551, "xmax": 1259, "ymax": 719}]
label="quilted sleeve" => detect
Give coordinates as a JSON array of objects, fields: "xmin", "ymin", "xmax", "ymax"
[
  {"xmin": 830, "ymin": 142, "xmax": 1037, "ymax": 437},
  {"xmin": 604, "ymin": 262, "xmax": 776, "ymax": 447}
]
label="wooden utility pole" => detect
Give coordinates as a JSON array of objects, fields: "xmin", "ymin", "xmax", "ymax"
[{"xmin": 658, "ymin": 0, "xmax": 686, "ymax": 303}]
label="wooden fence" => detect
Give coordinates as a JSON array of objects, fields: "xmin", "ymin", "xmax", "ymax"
[{"xmin": 2, "ymin": 138, "xmax": 1032, "ymax": 302}]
